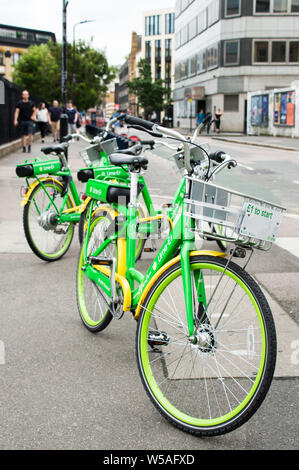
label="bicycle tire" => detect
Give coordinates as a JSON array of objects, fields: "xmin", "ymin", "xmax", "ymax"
[
  {"xmin": 76, "ymin": 211, "xmax": 115, "ymax": 333},
  {"xmin": 136, "ymin": 254, "xmax": 276, "ymax": 436},
  {"xmin": 23, "ymin": 178, "xmax": 74, "ymax": 262}
]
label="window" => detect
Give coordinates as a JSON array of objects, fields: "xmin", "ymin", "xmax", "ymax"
[
  {"xmin": 290, "ymin": 41, "xmax": 299, "ymax": 61},
  {"xmin": 155, "ymin": 40, "xmax": 161, "ymax": 59},
  {"xmin": 155, "ymin": 62, "xmax": 161, "ymax": 80},
  {"xmin": 145, "ymin": 15, "xmax": 161, "ymax": 35},
  {"xmin": 207, "ymin": 0, "xmax": 220, "ymax": 26},
  {"xmin": 12, "ymin": 52, "xmax": 21, "ymax": 65},
  {"xmin": 255, "ymin": 0, "xmax": 299, "ymax": 12},
  {"xmin": 188, "ymin": 17, "xmax": 197, "ymax": 40},
  {"xmin": 225, "ymin": 0, "xmax": 241, "ymax": 16},
  {"xmin": 291, "ymin": 0, "xmax": 299, "ymax": 11},
  {"xmin": 273, "ymin": 0, "xmax": 288, "ymax": 11},
  {"xmin": 0, "ymin": 28, "xmax": 17, "ymax": 39},
  {"xmin": 189, "ymin": 55, "xmax": 197, "ymax": 75},
  {"xmin": 224, "ymin": 94, "xmax": 239, "ymax": 112},
  {"xmin": 224, "ymin": 40, "xmax": 240, "ymax": 65},
  {"xmin": 165, "ymin": 13, "xmax": 175, "ymax": 34},
  {"xmin": 181, "ymin": 25, "xmax": 188, "ymax": 45},
  {"xmin": 256, "ymin": 0, "xmax": 270, "ymax": 11},
  {"xmin": 207, "ymin": 43, "xmax": 219, "ymax": 69},
  {"xmin": 165, "ymin": 61, "xmax": 172, "ymax": 82},
  {"xmin": 198, "ymin": 10, "xmax": 207, "ymax": 33},
  {"xmin": 271, "ymin": 41, "xmax": 286, "ymax": 62},
  {"xmin": 254, "ymin": 41, "xmax": 269, "ymax": 62},
  {"xmin": 197, "ymin": 49, "xmax": 207, "ymax": 73},
  {"xmin": 165, "ymin": 39, "xmax": 172, "ymax": 58},
  {"xmin": 175, "ymin": 31, "xmax": 181, "ymax": 49},
  {"xmin": 145, "ymin": 41, "xmax": 152, "ymax": 60},
  {"xmin": 253, "ymin": 39, "xmax": 298, "ymax": 63}
]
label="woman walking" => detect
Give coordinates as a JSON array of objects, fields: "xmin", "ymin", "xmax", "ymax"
[
  {"xmin": 214, "ymin": 108, "xmax": 223, "ymax": 134},
  {"xmin": 36, "ymin": 102, "xmax": 49, "ymax": 143}
]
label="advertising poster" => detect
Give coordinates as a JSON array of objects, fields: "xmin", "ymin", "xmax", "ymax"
[
  {"xmin": 251, "ymin": 95, "xmax": 268, "ymax": 126},
  {"xmin": 286, "ymin": 91, "xmax": 295, "ymax": 126},
  {"xmin": 274, "ymin": 90, "xmax": 295, "ymax": 126},
  {"xmin": 274, "ymin": 93, "xmax": 281, "ymax": 125}
]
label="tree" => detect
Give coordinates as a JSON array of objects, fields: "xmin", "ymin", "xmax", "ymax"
[
  {"xmin": 126, "ymin": 59, "xmax": 171, "ymax": 118},
  {"xmin": 12, "ymin": 40, "xmax": 116, "ymax": 110}
]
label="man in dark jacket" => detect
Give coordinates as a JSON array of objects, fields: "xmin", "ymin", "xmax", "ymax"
[{"xmin": 14, "ymin": 90, "xmax": 36, "ymax": 153}]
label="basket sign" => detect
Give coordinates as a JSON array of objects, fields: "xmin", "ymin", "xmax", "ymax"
[{"xmin": 239, "ymin": 201, "xmax": 284, "ymax": 242}]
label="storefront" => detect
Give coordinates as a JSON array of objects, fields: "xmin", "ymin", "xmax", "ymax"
[{"xmin": 247, "ymin": 82, "xmax": 299, "ymax": 137}]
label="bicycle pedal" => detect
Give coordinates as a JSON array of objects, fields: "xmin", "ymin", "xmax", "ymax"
[{"xmin": 144, "ymin": 247, "xmax": 156, "ymax": 253}]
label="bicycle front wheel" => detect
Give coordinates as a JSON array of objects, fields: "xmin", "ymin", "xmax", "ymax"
[
  {"xmin": 23, "ymin": 179, "xmax": 75, "ymax": 261},
  {"xmin": 136, "ymin": 255, "xmax": 276, "ymax": 436},
  {"xmin": 76, "ymin": 211, "xmax": 116, "ymax": 333}
]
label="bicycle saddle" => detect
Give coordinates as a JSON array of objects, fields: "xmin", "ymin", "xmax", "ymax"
[
  {"xmin": 109, "ymin": 153, "xmax": 148, "ymax": 170},
  {"xmin": 116, "ymin": 143, "xmax": 142, "ymax": 156},
  {"xmin": 41, "ymin": 143, "xmax": 68, "ymax": 155}
]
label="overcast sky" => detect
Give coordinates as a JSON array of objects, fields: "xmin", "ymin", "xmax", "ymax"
[{"xmin": 2, "ymin": 0, "xmax": 174, "ymax": 66}]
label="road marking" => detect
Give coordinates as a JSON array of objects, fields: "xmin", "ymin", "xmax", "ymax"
[
  {"xmin": 276, "ymin": 237, "xmax": 299, "ymax": 259},
  {"xmin": 238, "ymin": 163, "xmax": 255, "ymax": 171}
]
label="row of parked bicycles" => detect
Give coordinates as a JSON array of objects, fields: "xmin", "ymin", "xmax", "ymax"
[{"xmin": 16, "ymin": 114, "xmax": 285, "ymax": 437}]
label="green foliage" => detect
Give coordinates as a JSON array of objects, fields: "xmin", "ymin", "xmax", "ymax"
[
  {"xmin": 12, "ymin": 40, "xmax": 116, "ymax": 110},
  {"xmin": 126, "ymin": 59, "xmax": 171, "ymax": 117}
]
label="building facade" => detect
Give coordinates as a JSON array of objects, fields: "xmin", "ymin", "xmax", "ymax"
[
  {"xmin": 0, "ymin": 24, "xmax": 56, "ymax": 81},
  {"xmin": 141, "ymin": 8, "xmax": 175, "ymax": 93},
  {"xmin": 117, "ymin": 32, "xmax": 142, "ymax": 113},
  {"xmin": 173, "ymin": 0, "xmax": 299, "ymax": 132}
]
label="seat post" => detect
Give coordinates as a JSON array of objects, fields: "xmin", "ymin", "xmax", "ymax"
[{"xmin": 129, "ymin": 171, "xmax": 139, "ymax": 207}]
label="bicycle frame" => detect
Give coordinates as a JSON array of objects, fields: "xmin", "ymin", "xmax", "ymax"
[{"xmin": 82, "ymin": 176, "xmax": 225, "ymax": 337}]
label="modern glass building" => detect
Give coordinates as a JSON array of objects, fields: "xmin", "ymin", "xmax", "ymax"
[
  {"xmin": 173, "ymin": 0, "xmax": 299, "ymax": 132},
  {"xmin": 142, "ymin": 9, "xmax": 175, "ymax": 94}
]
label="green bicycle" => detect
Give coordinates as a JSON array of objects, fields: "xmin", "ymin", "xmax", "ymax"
[
  {"xmin": 15, "ymin": 122, "xmax": 151, "ymax": 261},
  {"xmin": 76, "ymin": 115, "xmax": 285, "ymax": 436}
]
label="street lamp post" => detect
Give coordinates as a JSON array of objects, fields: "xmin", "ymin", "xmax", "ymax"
[
  {"xmin": 72, "ymin": 20, "xmax": 95, "ymax": 103},
  {"xmin": 60, "ymin": 0, "xmax": 69, "ymax": 151}
]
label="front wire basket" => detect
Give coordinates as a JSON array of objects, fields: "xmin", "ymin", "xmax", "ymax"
[
  {"xmin": 79, "ymin": 143, "xmax": 101, "ymax": 166},
  {"xmin": 184, "ymin": 176, "xmax": 286, "ymax": 250}
]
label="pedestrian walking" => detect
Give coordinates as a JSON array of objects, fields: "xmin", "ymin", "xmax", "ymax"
[
  {"xmin": 66, "ymin": 100, "xmax": 77, "ymax": 134},
  {"xmin": 74, "ymin": 106, "xmax": 81, "ymax": 135},
  {"xmin": 36, "ymin": 102, "xmax": 49, "ymax": 143},
  {"xmin": 48, "ymin": 100, "xmax": 62, "ymax": 142},
  {"xmin": 214, "ymin": 108, "xmax": 223, "ymax": 134},
  {"xmin": 151, "ymin": 110, "xmax": 157, "ymax": 123},
  {"xmin": 196, "ymin": 109, "xmax": 205, "ymax": 133},
  {"xmin": 14, "ymin": 89, "xmax": 36, "ymax": 153}
]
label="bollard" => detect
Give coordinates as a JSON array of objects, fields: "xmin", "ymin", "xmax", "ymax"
[{"xmin": 60, "ymin": 112, "xmax": 69, "ymax": 160}]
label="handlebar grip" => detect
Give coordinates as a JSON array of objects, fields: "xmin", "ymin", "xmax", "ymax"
[
  {"xmin": 209, "ymin": 150, "xmax": 226, "ymax": 164},
  {"xmin": 124, "ymin": 115, "xmax": 155, "ymax": 131},
  {"xmin": 61, "ymin": 134, "xmax": 73, "ymax": 142},
  {"xmin": 127, "ymin": 124, "xmax": 163, "ymax": 138},
  {"xmin": 141, "ymin": 140, "xmax": 155, "ymax": 147}
]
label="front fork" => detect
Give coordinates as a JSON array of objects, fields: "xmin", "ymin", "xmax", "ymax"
[{"xmin": 180, "ymin": 197, "xmax": 207, "ymax": 337}]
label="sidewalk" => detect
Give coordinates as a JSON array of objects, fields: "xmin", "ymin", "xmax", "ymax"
[{"xmin": 173, "ymin": 127, "xmax": 299, "ymax": 152}]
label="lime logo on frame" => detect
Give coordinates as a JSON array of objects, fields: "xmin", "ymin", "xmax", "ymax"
[
  {"xmin": 39, "ymin": 164, "xmax": 55, "ymax": 172},
  {"xmin": 90, "ymin": 187, "xmax": 102, "ymax": 196}
]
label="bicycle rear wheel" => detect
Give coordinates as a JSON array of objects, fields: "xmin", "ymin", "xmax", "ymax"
[
  {"xmin": 23, "ymin": 179, "xmax": 74, "ymax": 261},
  {"xmin": 136, "ymin": 254, "xmax": 276, "ymax": 436}
]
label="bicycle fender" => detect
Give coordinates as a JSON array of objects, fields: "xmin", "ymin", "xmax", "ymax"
[
  {"xmin": 134, "ymin": 250, "xmax": 226, "ymax": 320},
  {"xmin": 20, "ymin": 177, "xmax": 64, "ymax": 207}
]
